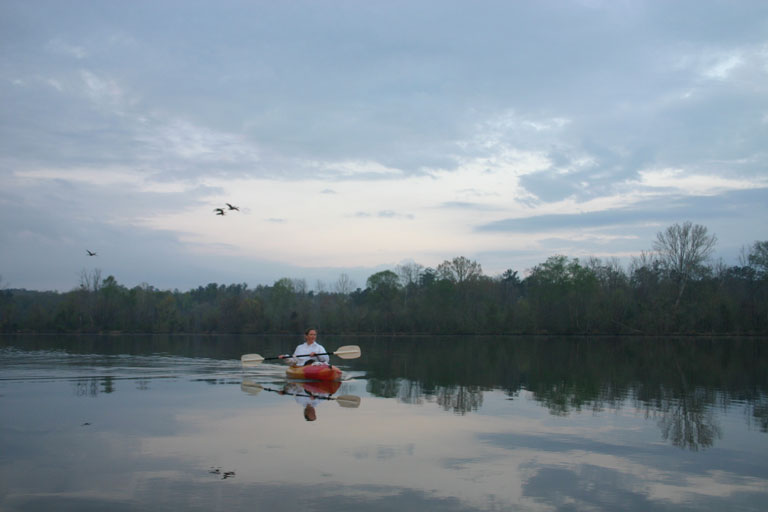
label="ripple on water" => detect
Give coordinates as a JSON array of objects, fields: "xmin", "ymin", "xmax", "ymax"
[{"xmin": 0, "ymin": 348, "xmax": 245, "ymax": 382}]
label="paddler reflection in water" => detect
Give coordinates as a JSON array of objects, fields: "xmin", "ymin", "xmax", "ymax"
[
  {"xmin": 279, "ymin": 381, "xmax": 341, "ymax": 421},
  {"xmin": 278, "ymin": 328, "xmax": 329, "ymax": 366},
  {"xmin": 278, "ymin": 328, "xmax": 331, "ymax": 421},
  {"xmin": 289, "ymin": 383, "xmax": 320, "ymax": 421}
]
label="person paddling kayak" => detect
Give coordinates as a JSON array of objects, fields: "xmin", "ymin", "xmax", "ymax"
[{"xmin": 279, "ymin": 328, "xmax": 330, "ymax": 366}]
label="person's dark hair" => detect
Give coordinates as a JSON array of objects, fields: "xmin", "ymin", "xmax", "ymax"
[{"xmin": 304, "ymin": 327, "xmax": 317, "ymax": 335}]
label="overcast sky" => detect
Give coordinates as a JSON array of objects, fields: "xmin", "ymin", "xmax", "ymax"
[{"xmin": 2, "ymin": 0, "xmax": 767, "ymax": 292}]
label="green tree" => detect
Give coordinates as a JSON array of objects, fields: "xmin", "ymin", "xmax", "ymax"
[
  {"xmin": 365, "ymin": 270, "xmax": 401, "ymax": 332},
  {"xmin": 524, "ymin": 256, "xmax": 598, "ymax": 333},
  {"xmin": 268, "ymin": 278, "xmax": 302, "ymax": 332},
  {"xmin": 366, "ymin": 270, "xmax": 400, "ymax": 292}
]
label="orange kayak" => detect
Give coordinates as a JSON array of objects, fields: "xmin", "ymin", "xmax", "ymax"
[
  {"xmin": 301, "ymin": 380, "xmax": 341, "ymax": 395},
  {"xmin": 286, "ymin": 364, "xmax": 342, "ymax": 381}
]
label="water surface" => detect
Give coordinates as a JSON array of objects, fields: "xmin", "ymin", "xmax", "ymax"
[{"xmin": 1, "ymin": 334, "xmax": 766, "ymax": 511}]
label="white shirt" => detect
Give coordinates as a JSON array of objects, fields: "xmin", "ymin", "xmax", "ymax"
[
  {"xmin": 289, "ymin": 341, "xmax": 330, "ymax": 366},
  {"xmin": 284, "ymin": 383, "xmax": 322, "ymax": 406}
]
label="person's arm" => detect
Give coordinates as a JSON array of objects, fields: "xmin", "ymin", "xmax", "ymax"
[
  {"xmin": 315, "ymin": 345, "xmax": 330, "ymax": 364},
  {"xmin": 279, "ymin": 346, "xmax": 301, "ymax": 365}
]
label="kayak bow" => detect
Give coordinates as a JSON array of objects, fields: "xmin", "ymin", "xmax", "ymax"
[{"xmin": 286, "ymin": 363, "xmax": 342, "ymax": 381}]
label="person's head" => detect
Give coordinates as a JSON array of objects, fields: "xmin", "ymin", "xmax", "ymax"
[
  {"xmin": 304, "ymin": 328, "xmax": 318, "ymax": 343},
  {"xmin": 303, "ymin": 404, "xmax": 317, "ymax": 421}
]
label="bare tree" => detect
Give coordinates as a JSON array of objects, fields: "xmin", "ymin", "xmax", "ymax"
[
  {"xmin": 396, "ymin": 261, "xmax": 424, "ymax": 287},
  {"xmin": 79, "ymin": 268, "xmax": 103, "ymax": 292},
  {"xmin": 747, "ymin": 240, "xmax": 768, "ymax": 277},
  {"xmin": 653, "ymin": 221, "xmax": 717, "ymax": 307},
  {"xmin": 291, "ymin": 278, "xmax": 307, "ymax": 294},
  {"xmin": 436, "ymin": 256, "xmax": 483, "ymax": 284},
  {"xmin": 334, "ymin": 273, "xmax": 355, "ymax": 295},
  {"xmin": 586, "ymin": 256, "xmax": 627, "ymax": 289},
  {"xmin": 629, "ymin": 250, "xmax": 659, "ymax": 273}
]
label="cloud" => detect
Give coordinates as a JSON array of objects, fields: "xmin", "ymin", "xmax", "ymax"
[
  {"xmin": 307, "ymin": 159, "xmax": 405, "ymax": 179},
  {"xmin": 1, "ymin": 1, "xmax": 767, "ymax": 290},
  {"xmin": 438, "ymin": 202, "xmax": 501, "ymax": 211},
  {"xmin": 477, "ymin": 209, "xmax": 664, "ymax": 235},
  {"xmin": 14, "ymin": 166, "xmax": 195, "ymax": 194},
  {"xmin": 80, "ymin": 70, "xmax": 134, "ymax": 110},
  {"xmin": 474, "ymin": 188, "xmax": 767, "ymax": 266},
  {"xmin": 140, "ymin": 119, "xmax": 261, "ymax": 165},
  {"xmin": 354, "ymin": 211, "xmax": 414, "ymax": 220},
  {"xmin": 633, "ymin": 168, "xmax": 768, "ymax": 195},
  {"xmin": 46, "ymin": 38, "xmax": 87, "ymax": 59}
]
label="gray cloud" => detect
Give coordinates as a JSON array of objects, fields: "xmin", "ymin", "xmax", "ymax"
[
  {"xmin": 2, "ymin": 0, "xmax": 766, "ymax": 290},
  {"xmin": 3, "ymin": 1, "xmax": 766, "ymax": 183},
  {"xmin": 354, "ymin": 211, "xmax": 414, "ymax": 220},
  {"xmin": 438, "ymin": 201, "xmax": 501, "ymax": 211},
  {"xmin": 477, "ymin": 190, "xmax": 766, "ymax": 234}
]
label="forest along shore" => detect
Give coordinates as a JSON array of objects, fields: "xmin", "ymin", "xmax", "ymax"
[{"xmin": 2, "ymin": 228, "xmax": 767, "ymax": 336}]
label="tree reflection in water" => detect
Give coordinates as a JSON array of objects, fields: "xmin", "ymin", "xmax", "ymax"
[
  {"xmin": 356, "ymin": 335, "xmax": 767, "ymax": 451},
  {"xmin": 74, "ymin": 378, "xmax": 100, "ymax": 397},
  {"xmin": 367, "ymin": 378, "xmax": 484, "ymax": 414},
  {"xmin": 434, "ymin": 385, "xmax": 483, "ymax": 414},
  {"xmin": 11, "ymin": 333, "xmax": 764, "ymax": 452},
  {"xmin": 754, "ymin": 400, "xmax": 768, "ymax": 432},
  {"xmin": 73, "ymin": 376, "xmax": 115, "ymax": 397},
  {"xmin": 652, "ymin": 356, "xmax": 723, "ymax": 451},
  {"xmin": 655, "ymin": 389, "xmax": 722, "ymax": 451}
]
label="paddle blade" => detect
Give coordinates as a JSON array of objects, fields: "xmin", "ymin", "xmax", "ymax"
[
  {"xmin": 240, "ymin": 353, "xmax": 265, "ymax": 365},
  {"xmin": 240, "ymin": 380, "xmax": 263, "ymax": 396},
  {"xmin": 335, "ymin": 395, "xmax": 361, "ymax": 408},
  {"xmin": 333, "ymin": 345, "xmax": 361, "ymax": 359}
]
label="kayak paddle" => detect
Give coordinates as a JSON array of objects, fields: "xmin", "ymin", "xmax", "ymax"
[
  {"xmin": 241, "ymin": 345, "xmax": 361, "ymax": 365},
  {"xmin": 240, "ymin": 380, "xmax": 361, "ymax": 408}
]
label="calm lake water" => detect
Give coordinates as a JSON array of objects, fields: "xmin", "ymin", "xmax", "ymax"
[{"xmin": 1, "ymin": 334, "xmax": 767, "ymax": 512}]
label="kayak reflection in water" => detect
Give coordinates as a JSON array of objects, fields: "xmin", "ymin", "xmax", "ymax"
[
  {"xmin": 239, "ymin": 379, "xmax": 360, "ymax": 418},
  {"xmin": 283, "ymin": 381, "xmax": 341, "ymax": 421},
  {"xmin": 278, "ymin": 328, "xmax": 329, "ymax": 367}
]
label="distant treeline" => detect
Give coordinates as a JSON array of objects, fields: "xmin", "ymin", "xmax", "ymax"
[{"xmin": 1, "ymin": 224, "xmax": 767, "ymax": 335}]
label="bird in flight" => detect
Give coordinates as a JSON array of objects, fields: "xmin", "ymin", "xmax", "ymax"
[
  {"xmin": 214, "ymin": 208, "xmax": 226, "ymax": 216},
  {"xmin": 226, "ymin": 203, "xmax": 240, "ymax": 211},
  {"xmin": 86, "ymin": 250, "xmax": 97, "ymax": 256}
]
